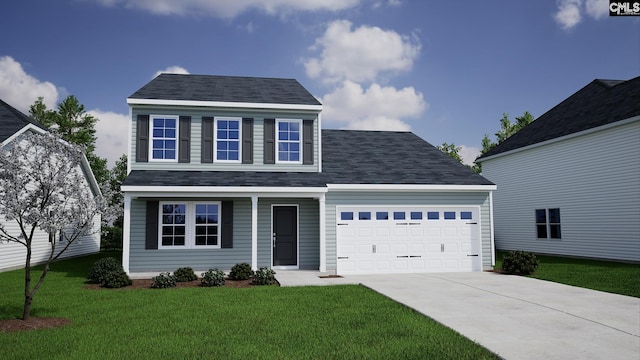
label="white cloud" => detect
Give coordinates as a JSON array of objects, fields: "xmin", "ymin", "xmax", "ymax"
[
  {"xmin": 96, "ymin": 0, "xmax": 361, "ymax": 18},
  {"xmin": 90, "ymin": 110, "xmax": 130, "ymax": 167},
  {"xmin": 585, "ymin": 0, "xmax": 609, "ymax": 19},
  {"xmin": 0, "ymin": 56, "xmax": 58, "ymax": 113},
  {"xmin": 459, "ymin": 145, "xmax": 481, "ymax": 166},
  {"xmin": 554, "ymin": 0, "xmax": 582, "ymax": 29},
  {"xmin": 152, "ymin": 65, "xmax": 190, "ymax": 79},
  {"xmin": 321, "ymin": 80, "xmax": 426, "ymax": 131},
  {"xmin": 304, "ymin": 20, "xmax": 421, "ymax": 84},
  {"xmin": 554, "ymin": 0, "xmax": 609, "ymax": 29}
]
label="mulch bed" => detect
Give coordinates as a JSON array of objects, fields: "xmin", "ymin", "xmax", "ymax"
[
  {"xmin": 1, "ymin": 278, "xmax": 273, "ymax": 333},
  {"xmin": 0, "ymin": 317, "xmax": 71, "ymax": 333},
  {"xmin": 84, "ymin": 277, "xmax": 264, "ymax": 290}
]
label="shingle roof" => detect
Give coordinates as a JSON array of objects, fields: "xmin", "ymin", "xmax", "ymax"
[
  {"xmin": 478, "ymin": 76, "xmax": 640, "ymax": 160},
  {"xmin": 0, "ymin": 99, "xmax": 46, "ymax": 143},
  {"xmin": 322, "ymin": 130, "xmax": 493, "ymax": 185},
  {"xmin": 123, "ymin": 130, "xmax": 493, "ymax": 187},
  {"xmin": 128, "ymin": 74, "xmax": 322, "ymax": 106}
]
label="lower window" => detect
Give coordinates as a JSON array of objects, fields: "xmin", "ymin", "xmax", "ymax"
[
  {"xmin": 535, "ymin": 208, "xmax": 561, "ymax": 239},
  {"xmin": 160, "ymin": 201, "xmax": 221, "ymax": 248}
]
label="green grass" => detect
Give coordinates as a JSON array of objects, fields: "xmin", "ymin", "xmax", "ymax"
[
  {"xmin": 0, "ymin": 253, "xmax": 498, "ymax": 360},
  {"xmin": 495, "ymin": 251, "xmax": 640, "ymax": 297}
]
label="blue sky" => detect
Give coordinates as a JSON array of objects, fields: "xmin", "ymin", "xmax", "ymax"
[{"xmin": 1, "ymin": 0, "xmax": 638, "ymax": 166}]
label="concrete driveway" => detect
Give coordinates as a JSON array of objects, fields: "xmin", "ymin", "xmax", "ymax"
[{"xmin": 347, "ymin": 272, "xmax": 640, "ymax": 360}]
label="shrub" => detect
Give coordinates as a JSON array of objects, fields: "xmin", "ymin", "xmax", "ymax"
[
  {"xmin": 201, "ymin": 268, "xmax": 226, "ymax": 287},
  {"xmin": 252, "ymin": 267, "xmax": 277, "ymax": 285},
  {"xmin": 87, "ymin": 257, "xmax": 121, "ymax": 284},
  {"xmin": 101, "ymin": 269, "xmax": 133, "ymax": 288},
  {"xmin": 501, "ymin": 250, "xmax": 539, "ymax": 275},
  {"xmin": 174, "ymin": 267, "xmax": 197, "ymax": 282},
  {"xmin": 151, "ymin": 272, "xmax": 176, "ymax": 288},
  {"xmin": 229, "ymin": 263, "xmax": 254, "ymax": 280}
]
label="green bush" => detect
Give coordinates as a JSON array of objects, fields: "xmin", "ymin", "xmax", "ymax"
[
  {"xmin": 502, "ymin": 250, "xmax": 539, "ymax": 275},
  {"xmin": 101, "ymin": 269, "xmax": 132, "ymax": 288},
  {"xmin": 151, "ymin": 272, "xmax": 176, "ymax": 288},
  {"xmin": 174, "ymin": 267, "xmax": 197, "ymax": 282},
  {"xmin": 100, "ymin": 226, "xmax": 123, "ymax": 251},
  {"xmin": 87, "ymin": 257, "xmax": 121, "ymax": 284},
  {"xmin": 229, "ymin": 263, "xmax": 254, "ymax": 280},
  {"xmin": 252, "ymin": 267, "xmax": 277, "ymax": 285},
  {"xmin": 201, "ymin": 268, "xmax": 226, "ymax": 287}
]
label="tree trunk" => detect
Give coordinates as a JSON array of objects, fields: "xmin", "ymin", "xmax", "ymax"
[{"xmin": 22, "ymin": 247, "xmax": 32, "ymax": 320}]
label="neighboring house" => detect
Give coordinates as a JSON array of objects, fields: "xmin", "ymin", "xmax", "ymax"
[
  {"xmin": 477, "ymin": 77, "xmax": 640, "ymax": 262},
  {"xmin": 0, "ymin": 99, "xmax": 102, "ymax": 272},
  {"xmin": 122, "ymin": 74, "xmax": 496, "ymax": 277}
]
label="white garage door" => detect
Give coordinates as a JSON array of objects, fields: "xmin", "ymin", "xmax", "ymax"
[{"xmin": 336, "ymin": 206, "xmax": 481, "ymax": 275}]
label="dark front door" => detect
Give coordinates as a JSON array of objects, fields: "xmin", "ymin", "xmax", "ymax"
[{"xmin": 273, "ymin": 206, "xmax": 297, "ymax": 266}]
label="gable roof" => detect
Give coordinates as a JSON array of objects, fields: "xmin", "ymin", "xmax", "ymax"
[
  {"xmin": 478, "ymin": 76, "xmax": 640, "ymax": 160},
  {"xmin": 0, "ymin": 98, "xmax": 46, "ymax": 143},
  {"xmin": 128, "ymin": 74, "xmax": 322, "ymax": 107},
  {"xmin": 123, "ymin": 130, "xmax": 493, "ymax": 188}
]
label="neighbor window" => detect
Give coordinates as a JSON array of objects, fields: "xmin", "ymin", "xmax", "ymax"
[
  {"xmin": 159, "ymin": 202, "xmax": 221, "ymax": 249},
  {"xmin": 276, "ymin": 119, "xmax": 302, "ymax": 163},
  {"xmin": 536, "ymin": 208, "xmax": 561, "ymax": 239},
  {"xmin": 151, "ymin": 116, "xmax": 178, "ymax": 160},
  {"xmin": 215, "ymin": 118, "xmax": 241, "ymax": 162}
]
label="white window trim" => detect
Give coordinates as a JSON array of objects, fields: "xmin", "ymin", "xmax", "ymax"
[
  {"xmin": 158, "ymin": 201, "xmax": 222, "ymax": 249},
  {"xmin": 275, "ymin": 118, "xmax": 303, "ymax": 164},
  {"xmin": 214, "ymin": 116, "xmax": 242, "ymax": 163},
  {"xmin": 149, "ymin": 115, "xmax": 179, "ymax": 162}
]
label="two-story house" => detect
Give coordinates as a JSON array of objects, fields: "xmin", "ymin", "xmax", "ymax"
[{"xmin": 121, "ymin": 74, "xmax": 496, "ymax": 277}]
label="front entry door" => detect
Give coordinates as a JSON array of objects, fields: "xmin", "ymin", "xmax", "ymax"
[{"xmin": 273, "ymin": 206, "xmax": 298, "ymax": 267}]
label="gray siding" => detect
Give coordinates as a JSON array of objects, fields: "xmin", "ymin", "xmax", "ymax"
[
  {"xmin": 257, "ymin": 198, "xmax": 320, "ymax": 269},
  {"xmin": 128, "ymin": 197, "xmax": 320, "ymax": 272},
  {"xmin": 482, "ymin": 120, "xmax": 640, "ymax": 262},
  {"xmin": 130, "ymin": 106, "xmax": 320, "ymax": 172},
  {"xmin": 128, "ymin": 198, "xmax": 252, "ymax": 272},
  {"xmin": 324, "ymin": 191, "xmax": 493, "ymax": 271}
]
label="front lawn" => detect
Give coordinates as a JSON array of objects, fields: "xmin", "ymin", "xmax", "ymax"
[
  {"xmin": 495, "ymin": 251, "xmax": 640, "ymax": 297},
  {"xmin": 0, "ymin": 253, "xmax": 498, "ymax": 359}
]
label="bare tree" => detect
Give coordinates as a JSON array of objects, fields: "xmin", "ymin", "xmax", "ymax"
[{"xmin": 0, "ymin": 131, "xmax": 106, "ymax": 320}]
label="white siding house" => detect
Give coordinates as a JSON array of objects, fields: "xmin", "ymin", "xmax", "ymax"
[
  {"xmin": 477, "ymin": 77, "xmax": 640, "ymax": 262},
  {"xmin": 0, "ymin": 99, "xmax": 102, "ymax": 272}
]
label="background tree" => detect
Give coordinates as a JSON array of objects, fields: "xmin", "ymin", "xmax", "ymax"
[
  {"xmin": 437, "ymin": 142, "xmax": 464, "ymax": 164},
  {"xmin": 0, "ymin": 132, "xmax": 107, "ymax": 320},
  {"xmin": 471, "ymin": 111, "xmax": 534, "ymax": 173},
  {"xmin": 29, "ymin": 96, "xmax": 109, "ymax": 184},
  {"xmin": 102, "ymin": 154, "xmax": 127, "ymax": 250}
]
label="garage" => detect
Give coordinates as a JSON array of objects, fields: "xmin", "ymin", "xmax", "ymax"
[{"xmin": 336, "ymin": 206, "xmax": 482, "ymax": 275}]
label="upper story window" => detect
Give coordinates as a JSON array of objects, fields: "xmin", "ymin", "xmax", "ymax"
[
  {"xmin": 215, "ymin": 118, "xmax": 241, "ymax": 162},
  {"xmin": 151, "ymin": 115, "xmax": 178, "ymax": 161},
  {"xmin": 276, "ymin": 119, "xmax": 302, "ymax": 163}
]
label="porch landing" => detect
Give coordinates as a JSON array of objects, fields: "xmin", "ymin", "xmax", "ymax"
[{"xmin": 275, "ymin": 270, "xmax": 360, "ymax": 287}]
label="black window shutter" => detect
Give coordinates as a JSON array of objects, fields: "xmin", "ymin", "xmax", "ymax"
[
  {"xmin": 178, "ymin": 116, "xmax": 191, "ymax": 163},
  {"xmin": 136, "ymin": 115, "xmax": 149, "ymax": 162},
  {"xmin": 145, "ymin": 201, "xmax": 159, "ymax": 250},
  {"xmin": 303, "ymin": 120, "xmax": 314, "ymax": 165},
  {"xmin": 264, "ymin": 119, "xmax": 275, "ymax": 164},
  {"xmin": 201, "ymin": 117, "xmax": 214, "ymax": 163},
  {"xmin": 221, "ymin": 201, "xmax": 233, "ymax": 248},
  {"xmin": 242, "ymin": 118, "xmax": 254, "ymax": 164}
]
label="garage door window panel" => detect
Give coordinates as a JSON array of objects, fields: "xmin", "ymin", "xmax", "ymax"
[
  {"xmin": 340, "ymin": 212, "xmax": 354, "ymax": 221},
  {"xmin": 376, "ymin": 212, "xmax": 389, "ymax": 220},
  {"xmin": 359, "ymin": 212, "xmax": 371, "ymax": 220},
  {"xmin": 444, "ymin": 212, "xmax": 456, "ymax": 220},
  {"xmin": 393, "ymin": 212, "xmax": 405, "ymax": 220},
  {"xmin": 427, "ymin": 212, "xmax": 439, "ymax": 220},
  {"xmin": 410, "ymin": 212, "xmax": 422, "ymax": 220}
]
